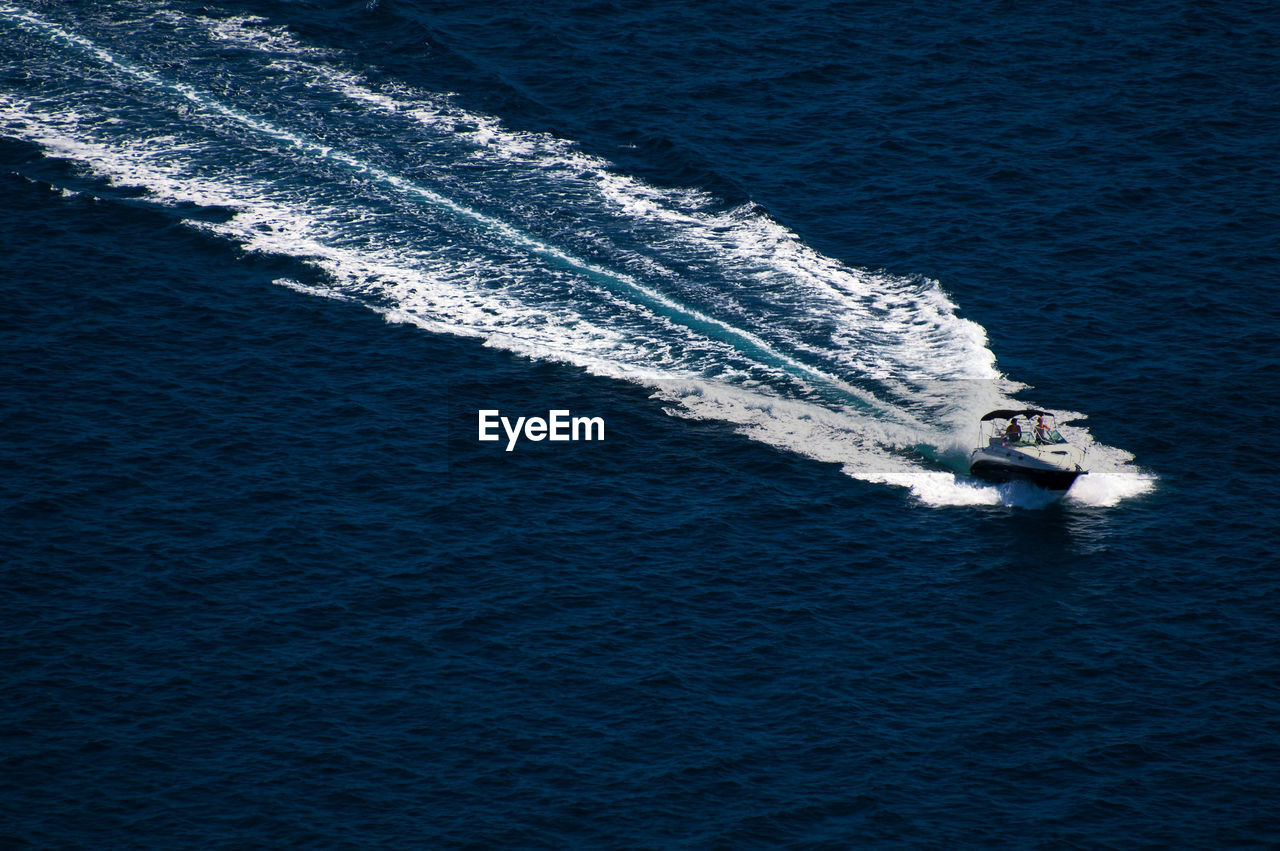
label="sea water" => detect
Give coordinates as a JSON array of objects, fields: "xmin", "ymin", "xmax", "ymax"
[{"xmin": 2, "ymin": 1, "xmax": 1277, "ymax": 845}]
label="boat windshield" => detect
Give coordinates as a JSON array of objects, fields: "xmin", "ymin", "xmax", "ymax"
[
  {"xmin": 985, "ymin": 419, "xmax": 1067, "ymax": 446},
  {"xmin": 1037, "ymin": 428, "xmax": 1067, "ymax": 445}
]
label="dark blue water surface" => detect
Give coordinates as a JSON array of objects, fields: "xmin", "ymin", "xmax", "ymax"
[{"xmin": 3, "ymin": 1, "xmax": 1279, "ymax": 846}]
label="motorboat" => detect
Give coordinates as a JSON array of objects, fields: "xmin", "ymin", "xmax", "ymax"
[{"xmin": 968, "ymin": 408, "xmax": 1087, "ymax": 491}]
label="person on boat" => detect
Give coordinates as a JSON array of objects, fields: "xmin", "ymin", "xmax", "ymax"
[
  {"xmin": 1034, "ymin": 416, "xmax": 1052, "ymax": 444},
  {"xmin": 1004, "ymin": 418, "xmax": 1022, "ymax": 443}
]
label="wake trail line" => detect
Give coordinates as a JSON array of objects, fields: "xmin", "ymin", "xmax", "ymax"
[{"xmin": 1, "ymin": 4, "xmax": 887, "ymax": 414}]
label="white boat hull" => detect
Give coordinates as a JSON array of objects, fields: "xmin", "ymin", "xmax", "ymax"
[{"xmin": 969, "ymin": 442, "xmax": 1086, "ymax": 491}]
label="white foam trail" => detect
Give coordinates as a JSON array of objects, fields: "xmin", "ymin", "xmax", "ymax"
[
  {"xmin": 0, "ymin": 4, "xmax": 1156, "ymax": 507},
  {"xmin": 3, "ymin": 5, "xmax": 882, "ymax": 403},
  {"xmin": 178, "ymin": 7, "xmax": 999, "ymax": 393}
]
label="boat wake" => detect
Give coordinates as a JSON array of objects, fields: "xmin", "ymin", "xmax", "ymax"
[{"xmin": 0, "ymin": 3, "xmax": 1154, "ymax": 507}]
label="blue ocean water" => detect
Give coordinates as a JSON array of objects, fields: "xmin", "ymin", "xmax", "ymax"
[{"xmin": 2, "ymin": 0, "xmax": 1278, "ymax": 845}]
